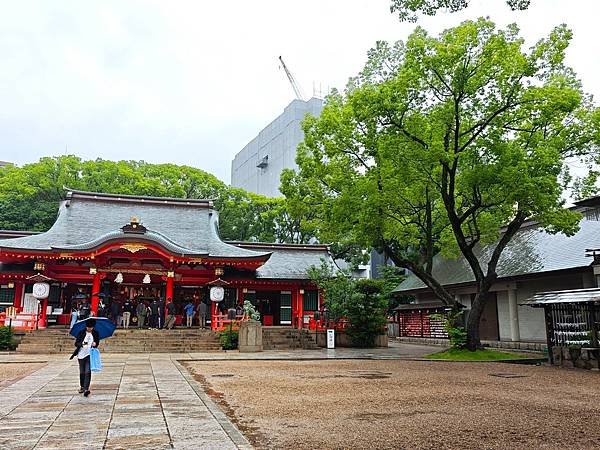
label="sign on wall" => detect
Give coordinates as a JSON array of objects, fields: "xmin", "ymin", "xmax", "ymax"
[{"xmin": 327, "ymin": 329, "xmax": 335, "ymax": 349}]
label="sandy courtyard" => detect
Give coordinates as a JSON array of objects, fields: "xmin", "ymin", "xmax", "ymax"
[{"xmin": 186, "ymin": 359, "xmax": 600, "ymax": 450}]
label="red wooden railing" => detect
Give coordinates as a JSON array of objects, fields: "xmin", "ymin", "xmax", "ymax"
[
  {"xmin": 0, "ymin": 312, "xmax": 38, "ymax": 331},
  {"xmin": 308, "ymin": 317, "xmax": 349, "ymax": 331},
  {"xmin": 211, "ymin": 314, "xmax": 248, "ymax": 332}
]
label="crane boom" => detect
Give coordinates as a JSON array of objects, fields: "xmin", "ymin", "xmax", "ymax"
[{"xmin": 278, "ymin": 56, "xmax": 305, "ymax": 101}]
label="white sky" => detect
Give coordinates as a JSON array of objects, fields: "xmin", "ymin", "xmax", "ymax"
[{"xmin": 0, "ymin": 0, "xmax": 598, "ymax": 184}]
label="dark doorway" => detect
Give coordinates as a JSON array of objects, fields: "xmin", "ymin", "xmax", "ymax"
[
  {"xmin": 255, "ymin": 291, "xmax": 281, "ymax": 326},
  {"xmin": 479, "ymin": 293, "xmax": 499, "ymax": 341}
]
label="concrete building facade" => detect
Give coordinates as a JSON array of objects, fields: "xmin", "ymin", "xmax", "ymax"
[{"xmin": 231, "ymin": 98, "xmax": 323, "ymax": 198}]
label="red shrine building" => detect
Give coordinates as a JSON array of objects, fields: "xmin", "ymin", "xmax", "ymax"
[{"xmin": 0, "ymin": 189, "xmax": 330, "ymax": 330}]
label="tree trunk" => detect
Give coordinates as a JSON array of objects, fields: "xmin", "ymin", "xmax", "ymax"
[{"xmin": 466, "ymin": 291, "xmax": 488, "ymax": 351}]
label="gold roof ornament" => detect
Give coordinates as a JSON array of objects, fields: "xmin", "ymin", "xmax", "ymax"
[{"xmin": 120, "ymin": 243, "xmax": 147, "ymax": 253}]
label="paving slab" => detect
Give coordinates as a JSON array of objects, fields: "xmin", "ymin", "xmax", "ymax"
[{"xmin": 0, "ymin": 357, "xmax": 249, "ymax": 449}]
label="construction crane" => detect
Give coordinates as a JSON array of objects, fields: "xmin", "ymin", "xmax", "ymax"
[{"xmin": 278, "ymin": 56, "xmax": 305, "ymax": 101}]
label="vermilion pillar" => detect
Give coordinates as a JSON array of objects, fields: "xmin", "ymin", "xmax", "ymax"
[
  {"xmin": 292, "ymin": 290, "xmax": 300, "ymax": 328},
  {"xmin": 166, "ymin": 276, "xmax": 174, "ymax": 302},
  {"xmin": 211, "ymin": 301, "xmax": 216, "ymax": 330},
  {"xmin": 38, "ymin": 298, "xmax": 48, "ymax": 329},
  {"xmin": 298, "ymin": 289, "xmax": 304, "ymax": 329},
  {"xmin": 91, "ymin": 272, "xmax": 101, "ymax": 315},
  {"xmin": 13, "ymin": 282, "xmax": 23, "ymax": 311}
]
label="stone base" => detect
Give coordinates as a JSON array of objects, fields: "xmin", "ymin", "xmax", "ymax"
[
  {"xmin": 239, "ymin": 321, "xmax": 263, "ymax": 352},
  {"xmin": 316, "ymin": 331, "xmax": 388, "ymax": 348},
  {"xmin": 551, "ymin": 346, "xmax": 600, "ymax": 370}
]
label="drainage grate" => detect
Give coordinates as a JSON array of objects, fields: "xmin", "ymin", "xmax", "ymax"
[
  {"xmin": 488, "ymin": 373, "xmax": 529, "ymax": 379},
  {"xmin": 212, "ymin": 373, "xmax": 235, "ymax": 378}
]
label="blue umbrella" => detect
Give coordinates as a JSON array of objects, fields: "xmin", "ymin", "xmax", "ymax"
[{"xmin": 69, "ymin": 317, "xmax": 116, "ymax": 340}]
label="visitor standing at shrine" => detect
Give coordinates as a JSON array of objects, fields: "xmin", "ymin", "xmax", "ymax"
[
  {"xmin": 165, "ymin": 300, "xmax": 176, "ymax": 329},
  {"xmin": 149, "ymin": 299, "xmax": 159, "ymax": 329},
  {"xmin": 122, "ymin": 298, "xmax": 133, "ymax": 329},
  {"xmin": 198, "ymin": 301, "xmax": 207, "ymax": 329},
  {"xmin": 158, "ymin": 298, "xmax": 166, "ymax": 329},
  {"xmin": 69, "ymin": 306, "xmax": 79, "ymax": 330},
  {"xmin": 136, "ymin": 300, "xmax": 147, "ymax": 328},
  {"xmin": 110, "ymin": 300, "xmax": 120, "ymax": 325},
  {"xmin": 184, "ymin": 300, "xmax": 195, "ymax": 328}
]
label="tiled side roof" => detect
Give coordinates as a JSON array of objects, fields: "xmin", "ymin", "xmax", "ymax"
[
  {"xmin": 394, "ymin": 218, "xmax": 599, "ymax": 293},
  {"xmin": 229, "ymin": 242, "xmax": 333, "ymax": 279},
  {"xmin": 0, "ymin": 189, "xmax": 269, "ymax": 259},
  {"xmin": 0, "ymin": 230, "xmax": 40, "ymax": 239}
]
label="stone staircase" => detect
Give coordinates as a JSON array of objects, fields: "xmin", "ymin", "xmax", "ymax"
[
  {"xmin": 16, "ymin": 328, "xmax": 222, "ymax": 354},
  {"xmin": 262, "ymin": 327, "xmax": 319, "ymax": 350}
]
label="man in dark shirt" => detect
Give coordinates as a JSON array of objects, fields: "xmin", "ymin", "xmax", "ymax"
[
  {"xmin": 149, "ymin": 299, "xmax": 159, "ymax": 329},
  {"xmin": 165, "ymin": 300, "xmax": 176, "ymax": 329}
]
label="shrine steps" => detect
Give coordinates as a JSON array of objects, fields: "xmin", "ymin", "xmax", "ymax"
[
  {"xmin": 262, "ymin": 327, "xmax": 319, "ymax": 350},
  {"xmin": 16, "ymin": 328, "xmax": 222, "ymax": 354}
]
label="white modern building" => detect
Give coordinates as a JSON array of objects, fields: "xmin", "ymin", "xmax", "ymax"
[{"xmin": 231, "ymin": 98, "xmax": 323, "ymax": 198}]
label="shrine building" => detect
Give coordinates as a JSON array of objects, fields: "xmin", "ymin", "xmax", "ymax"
[{"xmin": 0, "ymin": 189, "xmax": 330, "ymax": 329}]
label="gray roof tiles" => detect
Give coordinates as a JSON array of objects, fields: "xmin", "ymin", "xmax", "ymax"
[
  {"xmin": 395, "ymin": 218, "xmax": 600, "ymax": 293},
  {"xmin": 255, "ymin": 248, "xmax": 332, "ymax": 279},
  {"xmin": 228, "ymin": 242, "xmax": 333, "ymax": 280},
  {"xmin": 521, "ymin": 287, "xmax": 600, "ymax": 306},
  {"xmin": 0, "ymin": 190, "xmax": 269, "ymax": 259}
]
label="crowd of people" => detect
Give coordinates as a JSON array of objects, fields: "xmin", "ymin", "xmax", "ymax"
[{"xmin": 70, "ymin": 297, "xmax": 213, "ymax": 330}]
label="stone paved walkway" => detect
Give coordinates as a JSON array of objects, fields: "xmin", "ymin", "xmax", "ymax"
[
  {"xmin": 0, "ymin": 341, "xmax": 440, "ymax": 449},
  {"xmin": 0, "ymin": 357, "xmax": 250, "ymax": 449}
]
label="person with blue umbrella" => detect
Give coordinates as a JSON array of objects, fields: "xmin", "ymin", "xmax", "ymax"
[{"xmin": 69, "ymin": 317, "xmax": 116, "ymax": 397}]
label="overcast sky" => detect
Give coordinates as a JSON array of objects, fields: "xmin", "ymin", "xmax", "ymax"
[{"xmin": 0, "ymin": 0, "xmax": 598, "ymax": 184}]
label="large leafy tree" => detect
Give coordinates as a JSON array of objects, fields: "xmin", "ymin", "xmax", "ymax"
[
  {"xmin": 0, "ymin": 156, "xmax": 310, "ymax": 243},
  {"xmin": 390, "ymin": 0, "xmax": 531, "ymax": 22},
  {"xmin": 282, "ymin": 19, "xmax": 599, "ymax": 350}
]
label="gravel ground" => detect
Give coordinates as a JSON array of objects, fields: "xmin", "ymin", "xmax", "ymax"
[
  {"xmin": 186, "ymin": 360, "xmax": 600, "ymax": 450},
  {"xmin": 0, "ymin": 363, "xmax": 44, "ymax": 390}
]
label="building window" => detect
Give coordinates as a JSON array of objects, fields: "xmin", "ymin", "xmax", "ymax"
[
  {"xmin": 280, "ymin": 291, "xmax": 292, "ymax": 323},
  {"xmin": 303, "ymin": 290, "xmax": 318, "ymax": 311},
  {"xmin": 0, "ymin": 288, "xmax": 15, "ymax": 304}
]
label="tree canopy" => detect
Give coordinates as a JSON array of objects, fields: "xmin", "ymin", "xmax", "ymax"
[
  {"xmin": 0, "ymin": 156, "xmax": 308, "ymax": 243},
  {"xmin": 282, "ymin": 19, "xmax": 600, "ymax": 349},
  {"xmin": 390, "ymin": 0, "xmax": 532, "ymax": 22}
]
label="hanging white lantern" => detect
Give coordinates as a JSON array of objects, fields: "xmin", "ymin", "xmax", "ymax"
[
  {"xmin": 114, "ymin": 272, "xmax": 124, "ymax": 283},
  {"xmin": 142, "ymin": 274, "xmax": 151, "ymax": 284}
]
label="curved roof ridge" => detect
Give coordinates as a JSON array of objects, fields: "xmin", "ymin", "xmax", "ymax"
[
  {"xmin": 64, "ymin": 187, "xmax": 214, "ymax": 207},
  {"xmin": 51, "ymin": 229, "xmax": 202, "ymax": 256}
]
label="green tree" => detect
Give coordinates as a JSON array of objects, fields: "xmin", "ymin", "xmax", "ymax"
[
  {"xmin": 283, "ymin": 19, "xmax": 599, "ymax": 350},
  {"xmin": 390, "ymin": 0, "xmax": 531, "ymax": 22},
  {"xmin": 0, "ymin": 156, "xmax": 310, "ymax": 244},
  {"xmin": 378, "ymin": 265, "xmax": 410, "ymax": 312},
  {"xmin": 307, "ymin": 260, "xmax": 354, "ymax": 324},
  {"xmin": 307, "ymin": 262, "xmax": 388, "ymax": 347}
]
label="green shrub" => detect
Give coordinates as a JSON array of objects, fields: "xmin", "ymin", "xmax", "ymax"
[
  {"xmin": 431, "ymin": 311, "xmax": 467, "ymax": 349},
  {"xmin": 219, "ymin": 326, "xmax": 239, "ymax": 350},
  {"xmin": 0, "ymin": 326, "xmax": 14, "ymax": 350},
  {"xmin": 345, "ymin": 279, "xmax": 388, "ymax": 348}
]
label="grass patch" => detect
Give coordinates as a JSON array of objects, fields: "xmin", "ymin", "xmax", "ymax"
[{"xmin": 425, "ymin": 348, "xmax": 530, "ymax": 361}]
